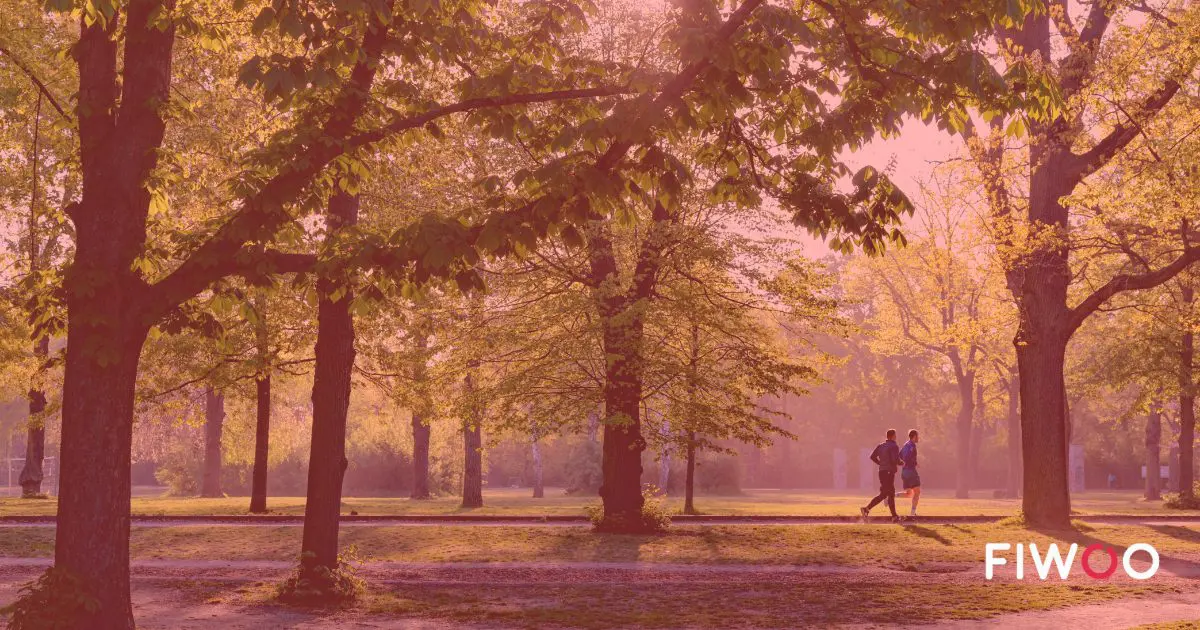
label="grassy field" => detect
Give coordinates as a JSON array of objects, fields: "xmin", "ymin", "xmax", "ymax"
[
  {"xmin": 2, "ymin": 487, "xmax": 1196, "ymax": 517},
  {"xmin": 1, "ymin": 521, "xmax": 1197, "ymax": 566}
]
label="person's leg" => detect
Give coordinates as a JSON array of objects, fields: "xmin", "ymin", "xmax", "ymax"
[
  {"xmin": 882, "ymin": 471, "xmax": 898, "ymax": 518},
  {"xmin": 910, "ymin": 486, "xmax": 921, "ymax": 515}
]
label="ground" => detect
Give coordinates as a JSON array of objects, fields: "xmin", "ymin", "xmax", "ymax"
[
  {"xmin": 1, "ymin": 488, "xmax": 1197, "ymax": 628},
  {"xmin": 3, "ymin": 487, "xmax": 1199, "ymax": 517}
]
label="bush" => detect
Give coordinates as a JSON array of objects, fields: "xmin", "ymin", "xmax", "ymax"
[
  {"xmin": 0, "ymin": 567, "xmax": 99, "ymax": 630},
  {"xmin": 696, "ymin": 453, "xmax": 742, "ymax": 495},
  {"xmin": 586, "ymin": 484, "xmax": 671, "ymax": 533},
  {"xmin": 1164, "ymin": 483, "xmax": 1200, "ymax": 509},
  {"xmin": 564, "ymin": 440, "xmax": 602, "ymax": 495},
  {"xmin": 154, "ymin": 443, "xmax": 201, "ymax": 496},
  {"xmin": 276, "ymin": 547, "xmax": 365, "ymax": 607}
]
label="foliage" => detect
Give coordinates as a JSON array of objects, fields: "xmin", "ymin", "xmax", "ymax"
[
  {"xmin": 276, "ymin": 547, "xmax": 365, "ymax": 607},
  {"xmin": 0, "ymin": 567, "xmax": 99, "ymax": 630},
  {"xmin": 587, "ymin": 484, "xmax": 671, "ymax": 533},
  {"xmin": 1164, "ymin": 484, "xmax": 1200, "ymax": 510}
]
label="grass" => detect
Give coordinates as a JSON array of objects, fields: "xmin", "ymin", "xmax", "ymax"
[
  {"xmin": 2, "ymin": 487, "xmax": 1196, "ymax": 517},
  {"xmin": 215, "ymin": 579, "xmax": 1182, "ymax": 628},
  {"xmin": 1, "ymin": 522, "xmax": 1197, "ymax": 567}
]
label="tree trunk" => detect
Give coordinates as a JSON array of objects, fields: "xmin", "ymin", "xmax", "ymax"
[
  {"xmin": 461, "ymin": 371, "xmax": 483, "ymax": 508},
  {"xmin": 201, "ymin": 388, "xmax": 225, "ymax": 498},
  {"xmin": 969, "ymin": 381, "xmax": 985, "ymax": 491},
  {"xmin": 250, "ymin": 373, "xmax": 271, "ymax": 513},
  {"xmin": 598, "ymin": 311, "xmax": 647, "ymax": 528},
  {"xmin": 57, "ymin": 319, "xmax": 149, "ymax": 629},
  {"xmin": 684, "ymin": 432, "xmax": 697, "ymax": 515},
  {"xmin": 250, "ymin": 293, "xmax": 271, "ymax": 513},
  {"xmin": 1146, "ymin": 405, "xmax": 1162, "ymax": 501},
  {"xmin": 19, "ymin": 336, "xmax": 50, "ymax": 497},
  {"xmin": 1015, "ymin": 328, "xmax": 1072, "ymax": 526},
  {"xmin": 50, "ymin": 3, "xmax": 175, "ymax": 623},
  {"xmin": 1180, "ymin": 282, "xmax": 1196, "ymax": 500},
  {"xmin": 953, "ymin": 369, "xmax": 975, "ymax": 499},
  {"xmin": 588, "ymin": 202, "xmax": 675, "ymax": 531},
  {"xmin": 531, "ymin": 434, "xmax": 544, "ymax": 498},
  {"xmin": 1006, "ymin": 370, "xmax": 1021, "ymax": 498},
  {"xmin": 298, "ymin": 192, "xmax": 358, "ymax": 586}
]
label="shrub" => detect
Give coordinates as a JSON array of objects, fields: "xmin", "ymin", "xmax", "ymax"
[
  {"xmin": 154, "ymin": 443, "xmax": 201, "ymax": 496},
  {"xmin": 1164, "ymin": 483, "xmax": 1200, "ymax": 510},
  {"xmin": 586, "ymin": 484, "xmax": 671, "ymax": 533},
  {"xmin": 564, "ymin": 440, "xmax": 602, "ymax": 495},
  {"xmin": 276, "ymin": 547, "xmax": 365, "ymax": 606},
  {"xmin": 696, "ymin": 453, "xmax": 742, "ymax": 495},
  {"xmin": 0, "ymin": 567, "xmax": 99, "ymax": 630}
]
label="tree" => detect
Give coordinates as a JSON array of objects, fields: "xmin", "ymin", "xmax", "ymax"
[
  {"xmin": 853, "ymin": 176, "xmax": 1016, "ymax": 498},
  {"xmin": 961, "ymin": 0, "xmax": 1200, "ymax": 526}
]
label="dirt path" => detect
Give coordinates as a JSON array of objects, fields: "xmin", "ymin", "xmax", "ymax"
[{"xmin": 918, "ymin": 592, "xmax": 1200, "ymax": 629}]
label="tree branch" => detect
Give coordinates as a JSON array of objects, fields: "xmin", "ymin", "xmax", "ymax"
[
  {"xmin": 1067, "ymin": 247, "xmax": 1200, "ymax": 335},
  {"xmin": 1067, "ymin": 79, "xmax": 1182, "ymax": 179},
  {"xmin": 0, "ymin": 45, "xmax": 71, "ymax": 121}
]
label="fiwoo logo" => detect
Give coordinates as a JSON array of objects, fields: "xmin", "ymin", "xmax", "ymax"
[{"xmin": 985, "ymin": 543, "xmax": 1159, "ymax": 580}]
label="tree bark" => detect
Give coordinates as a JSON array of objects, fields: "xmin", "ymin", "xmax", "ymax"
[
  {"xmin": 1005, "ymin": 370, "xmax": 1021, "ymax": 498},
  {"xmin": 250, "ymin": 374, "xmax": 271, "ymax": 513},
  {"xmin": 684, "ymin": 431, "xmax": 697, "ymax": 515},
  {"xmin": 587, "ymin": 201, "xmax": 675, "ymax": 530},
  {"xmin": 1180, "ymin": 282, "xmax": 1196, "ymax": 500},
  {"xmin": 201, "ymin": 388, "xmax": 225, "ymax": 498},
  {"xmin": 250, "ymin": 294, "xmax": 271, "ymax": 513},
  {"xmin": 298, "ymin": 191, "xmax": 359, "ymax": 586},
  {"xmin": 19, "ymin": 336, "xmax": 50, "ymax": 497},
  {"xmin": 410, "ymin": 333, "xmax": 431, "ymax": 500},
  {"xmin": 952, "ymin": 364, "xmax": 975, "ymax": 499},
  {"xmin": 1146, "ymin": 404, "xmax": 1162, "ymax": 501},
  {"xmin": 969, "ymin": 381, "xmax": 985, "ymax": 491},
  {"xmin": 52, "ymin": 4, "xmax": 175, "ymax": 624},
  {"xmin": 461, "ymin": 370, "xmax": 483, "ymax": 508},
  {"xmin": 531, "ymin": 433, "xmax": 544, "ymax": 498}
]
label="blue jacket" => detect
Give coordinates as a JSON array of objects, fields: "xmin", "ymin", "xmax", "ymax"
[
  {"xmin": 870, "ymin": 439, "xmax": 901, "ymax": 473},
  {"xmin": 899, "ymin": 440, "xmax": 918, "ymax": 470}
]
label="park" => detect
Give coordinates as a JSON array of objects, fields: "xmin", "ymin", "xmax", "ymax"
[{"xmin": 1, "ymin": 0, "xmax": 1199, "ymax": 627}]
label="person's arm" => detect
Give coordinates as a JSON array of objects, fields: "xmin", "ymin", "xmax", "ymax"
[{"xmin": 869, "ymin": 445, "xmax": 881, "ymax": 465}]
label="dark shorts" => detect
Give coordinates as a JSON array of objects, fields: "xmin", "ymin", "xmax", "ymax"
[{"xmin": 901, "ymin": 469, "xmax": 921, "ymax": 489}]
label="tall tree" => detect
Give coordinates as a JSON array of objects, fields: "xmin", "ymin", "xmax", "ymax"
[{"xmin": 963, "ymin": 0, "xmax": 1199, "ymax": 526}]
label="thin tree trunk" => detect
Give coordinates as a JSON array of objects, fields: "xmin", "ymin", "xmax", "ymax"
[
  {"xmin": 18, "ymin": 95, "xmax": 48, "ymax": 499},
  {"xmin": 250, "ymin": 374, "xmax": 271, "ymax": 513},
  {"xmin": 19, "ymin": 336, "xmax": 50, "ymax": 497},
  {"xmin": 298, "ymin": 192, "xmax": 358, "ymax": 587},
  {"xmin": 684, "ymin": 431, "xmax": 697, "ymax": 515},
  {"xmin": 1006, "ymin": 370, "xmax": 1021, "ymax": 498},
  {"xmin": 969, "ymin": 381, "xmax": 985, "ymax": 491},
  {"xmin": 953, "ymin": 367, "xmax": 975, "ymax": 499},
  {"xmin": 410, "ymin": 333, "xmax": 431, "ymax": 500},
  {"xmin": 201, "ymin": 388, "xmax": 225, "ymax": 497},
  {"xmin": 531, "ymin": 432, "xmax": 544, "ymax": 499},
  {"xmin": 250, "ymin": 293, "xmax": 271, "ymax": 513},
  {"xmin": 461, "ymin": 370, "xmax": 483, "ymax": 508},
  {"xmin": 1181, "ymin": 282, "xmax": 1196, "ymax": 500},
  {"xmin": 1146, "ymin": 404, "xmax": 1162, "ymax": 501}
]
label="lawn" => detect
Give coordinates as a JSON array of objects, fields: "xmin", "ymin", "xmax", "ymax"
[
  {"xmin": 1, "ymin": 487, "xmax": 1196, "ymax": 517},
  {"xmin": 1, "ymin": 521, "xmax": 1197, "ymax": 567}
]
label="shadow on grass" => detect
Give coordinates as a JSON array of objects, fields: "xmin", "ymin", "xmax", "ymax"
[
  {"xmin": 1147, "ymin": 525, "xmax": 1200, "ymax": 545},
  {"xmin": 905, "ymin": 525, "xmax": 953, "ymax": 546},
  {"xmin": 1030, "ymin": 525, "xmax": 1200, "ymax": 578}
]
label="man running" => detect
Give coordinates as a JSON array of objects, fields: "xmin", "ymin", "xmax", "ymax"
[
  {"xmin": 898, "ymin": 429, "xmax": 921, "ymax": 518},
  {"xmin": 860, "ymin": 429, "xmax": 901, "ymax": 523}
]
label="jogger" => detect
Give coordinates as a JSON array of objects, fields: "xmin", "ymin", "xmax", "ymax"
[{"xmin": 861, "ymin": 429, "xmax": 901, "ymax": 522}]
